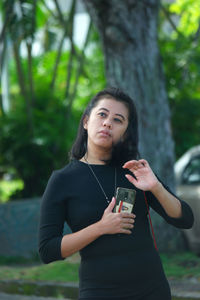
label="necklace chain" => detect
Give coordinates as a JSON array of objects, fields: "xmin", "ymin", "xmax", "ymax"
[{"xmin": 84, "ymin": 157, "xmax": 117, "ymax": 203}]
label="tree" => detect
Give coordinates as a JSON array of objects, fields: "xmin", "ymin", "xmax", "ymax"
[
  {"xmin": 84, "ymin": 0, "xmax": 175, "ymax": 187},
  {"xmin": 0, "ymin": 0, "xmax": 105, "ymax": 199},
  {"xmin": 83, "ymin": 0, "xmax": 184, "ymax": 251}
]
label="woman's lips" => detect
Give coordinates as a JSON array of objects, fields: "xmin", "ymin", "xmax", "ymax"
[{"xmin": 98, "ymin": 130, "xmax": 111, "ymax": 137}]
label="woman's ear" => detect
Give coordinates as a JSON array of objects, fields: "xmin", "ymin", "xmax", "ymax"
[{"xmin": 83, "ymin": 116, "xmax": 88, "ymax": 130}]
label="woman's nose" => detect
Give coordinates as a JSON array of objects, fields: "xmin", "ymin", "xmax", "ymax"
[{"xmin": 103, "ymin": 118, "xmax": 112, "ymax": 128}]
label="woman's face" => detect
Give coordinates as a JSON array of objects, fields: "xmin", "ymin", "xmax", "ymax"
[{"xmin": 84, "ymin": 98, "xmax": 129, "ymax": 152}]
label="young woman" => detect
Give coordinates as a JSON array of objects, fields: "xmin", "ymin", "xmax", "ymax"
[{"xmin": 38, "ymin": 87, "xmax": 194, "ymax": 300}]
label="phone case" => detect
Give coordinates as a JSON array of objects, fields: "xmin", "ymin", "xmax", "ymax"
[{"xmin": 114, "ymin": 187, "xmax": 136, "ymax": 213}]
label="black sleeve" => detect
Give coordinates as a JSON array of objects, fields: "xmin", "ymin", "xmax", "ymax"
[
  {"xmin": 38, "ymin": 171, "xmax": 66, "ymax": 264},
  {"xmin": 146, "ymin": 181, "xmax": 194, "ymax": 229}
]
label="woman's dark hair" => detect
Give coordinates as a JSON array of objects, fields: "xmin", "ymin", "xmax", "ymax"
[{"xmin": 70, "ymin": 87, "xmax": 139, "ymax": 166}]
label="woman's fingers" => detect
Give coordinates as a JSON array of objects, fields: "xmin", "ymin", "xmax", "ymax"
[
  {"xmin": 120, "ymin": 213, "xmax": 135, "ymax": 231},
  {"xmin": 123, "ymin": 160, "xmax": 138, "ymax": 169},
  {"xmin": 120, "ymin": 228, "xmax": 132, "ymax": 234},
  {"xmin": 123, "ymin": 159, "xmax": 148, "ymax": 170},
  {"xmin": 124, "ymin": 218, "xmax": 135, "ymax": 224},
  {"xmin": 120, "ymin": 212, "xmax": 136, "ymax": 218},
  {"xmin": 104, "ymin": 197, "xmax": 116, "ymax": 213},
  {"xmin": 111, "ymin": 213, "xmax": 135, "ymax": 233},
  {"xmin": 125, "ymin": 174, "xmax": 138, "ymax": 185},
  {"xmin": 122, "ymin": 217, "xmax": 135, "ymax": 227},
  {"xmin": 138, "ymin": 159, "xmax": 148, "ymax": 166},
  {"xmin": 101, "ymin": 205, "xmax": 136, "ymax": 235},
  {"xmin": 122, "ymin": 222, "xmax": 134, "ymax": 229}
]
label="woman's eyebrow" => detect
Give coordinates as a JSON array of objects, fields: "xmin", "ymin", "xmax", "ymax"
[
  {"xmin": 115, "ymin": 113, "xmax": 125, "ymax": 121},
  {"xmin": 97, "ymin": 107, "xmax": 126, "ymax": 120}
]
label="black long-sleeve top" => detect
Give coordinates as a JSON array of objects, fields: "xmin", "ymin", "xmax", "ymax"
[{"xmin": 38, "ymin": 160, "xmax": 194, "ymax": 299}]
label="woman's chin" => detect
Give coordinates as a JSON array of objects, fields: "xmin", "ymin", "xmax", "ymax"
[{"xmin": 96, "ymin": 140, "xmax": 113, "ymax": 150}]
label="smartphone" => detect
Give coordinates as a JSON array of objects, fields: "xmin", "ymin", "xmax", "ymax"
[{"xmin": 114, "ymin": 187, "xmax": 136, "ymax": 213}]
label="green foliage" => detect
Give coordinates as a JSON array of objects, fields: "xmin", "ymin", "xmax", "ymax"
[
  {"xmin": 1, "ymin": 0, "xmax": 36, "ymax": 42},
  {"xmin": 0, "ymin": 41, "xmax": 105, "ymax": 199},
  {"xmin": 169, "ymin": 0, "xmax": 200, "ymax": 37},
  {"xmin": 0, "ymin": 0, "xmax": 106, "ymax": 200},
  {"xmin": 171, "ymin": 98, "xmax": 200, "ymax": 159},
  {"xmin": 0, "ymin": 260, "xmax": 79, "ymax": 282},
  {"xmin": 161, "ymin": 251, "xmax": 200, "ymax": 278},
  {"xmin": 159, "ymin": 0, "xmax": 200, "ymax": 159},
  {"xmin": 2, "ymin": 0, "xmax": 200, "ymax": 199},
  {"xmin": 0, "ymin": 64, "xmax": 84, "ymax": 198},
  {"xmin": 36, "ymin": 1, "xmax": 50, "ymax": 29},
  {"xmin": 0, "ymin": 178, "xmax": 24, "ymax": 202},
  {"xmin": 0, "ymin": 89, "xmax": 67, "ymax": 198},
  {"xmin": 0, "ymin": 253, "xmax": 40, "ymax": 265}
]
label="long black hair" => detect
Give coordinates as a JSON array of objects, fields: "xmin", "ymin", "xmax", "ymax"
[{"xmin": 70, "ymin": 87, "xmax": 139, "ymax": 166}]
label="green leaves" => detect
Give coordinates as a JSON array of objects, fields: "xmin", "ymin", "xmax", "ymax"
[
  {"xmin": 159, "ymin": 0, "xmax": 200, "ymax": 158},
  {"xmin": 170, "ymin": 0, "xmax": 200, "ymax": 36},
  {"xmin": 0, "ymin": 0, "xmax": 105, "ymax": 199},
  {"xmin": 1, "ymin": 0, "xmax": 36, "ymax": 42},
  {"xmin": 3, "ymin": 0, "xmax": 199, "ymax": 199}
]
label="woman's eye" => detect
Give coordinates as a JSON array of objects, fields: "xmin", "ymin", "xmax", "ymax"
[
  {"xmin": 114, "ymin": 118, "xmax": 122, "ymax": 123},
  {"xmin": 98, "ymin": 112, "xmax": 106, "ymax": 117}
]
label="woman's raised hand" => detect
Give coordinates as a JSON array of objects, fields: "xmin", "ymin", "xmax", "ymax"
[
  {"xmin": 99, "ymin": 197, "xmax": 136, "ymax": 235},
  {"xmin": 123, "ymin": 159, "xmax": 159, "ymax": 192}
]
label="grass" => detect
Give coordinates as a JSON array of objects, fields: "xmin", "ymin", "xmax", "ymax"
[
  {"xmin": 0, "ymin": 252, "xmax": 199, "ymax": 283},
  {"xmin": 161, "ymin": 251, "xmax": 200, "ymax": 279},
  {"xmin": 0, "ymin": 254, "xmax": 40, "ymax": 265},
  {"xmin": 0, "ymin": 259, "xmax": 79, "ymax": 282}
]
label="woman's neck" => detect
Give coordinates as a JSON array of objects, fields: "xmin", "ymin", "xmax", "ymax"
[{"xmin": 81, "ymin": 149, "xmax": 111, "ymax": 165}]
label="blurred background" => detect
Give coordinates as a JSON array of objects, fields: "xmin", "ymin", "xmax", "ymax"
[{"xmin": 0, "ymin": 0, "xmax": 200, "ymax": 299}]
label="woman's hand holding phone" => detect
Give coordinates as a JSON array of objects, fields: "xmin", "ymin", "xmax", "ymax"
[{"xmin": 98, "ymin": 197, "xmax": 136, "ymax": 235}]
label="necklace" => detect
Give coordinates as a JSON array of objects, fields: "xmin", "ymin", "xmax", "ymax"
[{"xmin": 84, "ymin": 157, "xmax": 117, "ymax": 203}]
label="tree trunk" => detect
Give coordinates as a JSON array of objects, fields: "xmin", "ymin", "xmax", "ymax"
[
  {"xmin": 84, "ymin": 0, "xmax": 186, "ymax": 252},
  {"xmin": 26, "ymin": 42, "xmax": 35, "ymax": 107},
  {"xmin": 13, "ymin": 42, "xmax": 34, "ymax": 134}
]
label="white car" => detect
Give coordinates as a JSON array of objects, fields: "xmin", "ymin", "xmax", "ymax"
[{"xmin": 175, "ymin": 145, "xmax": 200, "ymax": 254}]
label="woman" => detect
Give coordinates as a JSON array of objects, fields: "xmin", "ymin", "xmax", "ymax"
[{"xmin": 38, "ymin": 87, "xmax": 194, "ymax": 300}]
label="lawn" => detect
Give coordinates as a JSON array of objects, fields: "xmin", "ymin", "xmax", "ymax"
[
  {"xmin": 0, "ymin": 252, "xmax": 200, "ymax": 283},
  {"xmin": 161, "ymin": 252, "xmax": 200, "ymax": 279},
  {"xmin": 0, "ymin": 254, "xmax": 80, "ymax": 282}
]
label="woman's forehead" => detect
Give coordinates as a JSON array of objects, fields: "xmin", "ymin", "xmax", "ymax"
[{"xmin": 94, "ymin": 98, "xmax": 129, "ymax": 116}]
